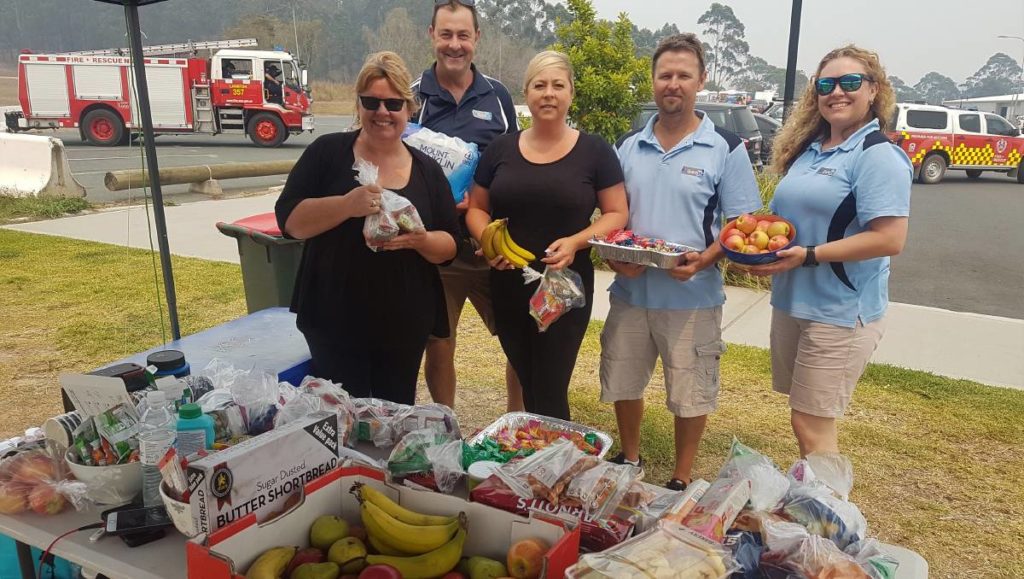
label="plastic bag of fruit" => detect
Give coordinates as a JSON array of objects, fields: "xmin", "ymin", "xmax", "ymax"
[
  {"xmin": 566, "ymin": 520, "xmax": 738, "ymax": 578},
  {"xmin": 780, "ymin": 481, "xmax": 867, "ymax": 549},
  {"xmin": 717, "ymin": 437, "xmax": 789, "ymax": 512},
  {"xmin": 0, "ymin": 442, "xmax": 89, "ymax": 515},
  {"xmin": 355, "ymin": 158, "xmax": 425, "ymax": 251},
  {"xmin": 529, "ymin": 266, "xmax": 586, "ymax": 332},
  {"xmin": 228, "ymin": 366, "xmax": 280, "ymax": 435},
  {"xmin": 273, "ymin": 376, "xmax": 358, "ymax": 447},
  {"xmin": 760, "ymin": 518, "xmax": 874, "ymax": 578}
]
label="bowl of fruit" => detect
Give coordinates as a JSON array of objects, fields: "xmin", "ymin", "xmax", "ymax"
[{"xmin": 719, "ymin": 213, "xmax": 796, "ymax": 265}]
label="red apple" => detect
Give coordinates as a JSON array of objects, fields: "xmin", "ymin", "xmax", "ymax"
[
  {"xmin": 347, "ymin": 524, "xmax": 367, "ymax": 542},
  {"xmin": 724, "ymin": 234, "xmax": 746, "ymax": 251},
  {"xmin": 768, "ymin": 235, "xmax": 790, "ymax": 251},
  {"xmin": 755, "ymin": 220, "xmax": 772, "ymax": 233},
  {"xmin": 11, "ymin": 454, "xmax": 58, "ymax": 484},
  {"xmin": 734, "ymin": 213, "xmax": 758, "ymax": 235},
  {"xmin": 766, "ymin": 221, "xmax": 791, "ymax": 238},
  {"xmin": 441, "ymin": 573, "xmax": 467, "ymax": 579},
  {"xmin": 748, "ymin": 230, "xmax": 770, "ymax": 250},
  {"xmin": 507, "ymin": 538, "xmax": 548, "ymax": 579},
  {"xmin": 28, "ymin": 485, "xmax": 66, "ymax": 515},
  {"xmin": 741, "ymin": 245, "xmax": 760, "ymax": 255},
  {"xmin": 358, "ymin": 565, "xmax": 402, "ymax": 579},
  {"xmin": 286, "ymin": 547, "xmax": 325, "ymax": 578}
]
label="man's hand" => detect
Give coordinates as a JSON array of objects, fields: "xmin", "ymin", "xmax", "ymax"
[{"xmin": 668, "ymin": 251, "xmax": 707, "ymax": 282}]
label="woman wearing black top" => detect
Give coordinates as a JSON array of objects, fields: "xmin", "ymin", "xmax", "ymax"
[
  {"xmin": 275, "ymin": 52, "xmax": 459, "ymax": 404},
  {"xmin": 465, "ymin": 51, "xmax": 628, "ymax": 420}
]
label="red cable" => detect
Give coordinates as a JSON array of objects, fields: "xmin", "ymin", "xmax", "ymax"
[{"xmin": 38, "ymin": 523, "xmax": 102, "ymax": 579}]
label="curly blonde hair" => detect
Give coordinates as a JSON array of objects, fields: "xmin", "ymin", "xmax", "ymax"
[
  {"xmin": 353, "ymin": 51, "xmax": 418, "ymax": 127},
  {"xmin": 769, "ymin": 45, "xmax": 896, "ymax": 174}
]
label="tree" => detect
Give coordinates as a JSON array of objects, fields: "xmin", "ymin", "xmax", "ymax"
[
  {"xmin": 733, "ymin": 55, "xmax": 807, "ymax": 96},
  {"xmin": 630, "ymin": 23, "xmax": 680, "ymax": 57},
  {"xmin": 889, "ymin": 75, "xmax": 921, "ymax": 103},
  {"xmin": 363, "ymin": 7, "xmax": 432, "ymax": 78},
  {"xmin": 914, "ymin": 72, "xmax": 960, "ymax": 105},
  {"xmin": 697, "ymin": 2, "xmax": 749, "ymax": 88},
  {"xmin": 960, "ymin": 53, "xmax": 1022, "ymax": 98},
  {"xmin": 551, "ymin": 0, "xmax": 650, "ymax": 142}
]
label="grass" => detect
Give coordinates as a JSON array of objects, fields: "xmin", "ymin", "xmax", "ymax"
[
  {"xmin": 310, "ymin": 81, "xmax": 355, "ymax": 116},
  {"xmin": 0, "ymin": 195, "xmax": 92, "ymax": 224},
  {"xmin": 2, "ymin": 230, "xmax": 1022, "ymax": 577},
  {"xmin": 0, "ymin": 75, "xmax": 16, "ymax": 106}
]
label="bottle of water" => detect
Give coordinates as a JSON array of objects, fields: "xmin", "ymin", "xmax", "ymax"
[{"xmin": 139, "ymin": 390, "xmax": 176, "ymax": 507}]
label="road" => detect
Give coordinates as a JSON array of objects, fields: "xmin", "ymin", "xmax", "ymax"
[
  {"xmin": 890, "ymin": 174, "xmax": 1024, "ymax": 319},
  {"xmin": 57, "ymin": 115, "xmax": 354, "ymax": 204},
  {"xmin": 37, "ymin": 119, "xmax": 1024, "ymax": 320}
]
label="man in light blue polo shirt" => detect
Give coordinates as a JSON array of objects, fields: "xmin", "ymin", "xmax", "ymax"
[{"xmin": 602, "ymin": 34, "xmax": 761, "ymax": 490}]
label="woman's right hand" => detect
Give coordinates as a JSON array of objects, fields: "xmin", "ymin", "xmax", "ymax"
[
  {"xmin": 608, "ymin": 260, "xmax": 646, "ymax": 278},
  {"xmin": 475, "ymin": 247, "xmax": 517, "ymax": 271},
  {"xmin": 345, "ymin": 184, "xmax": 383, "ymax": 218}
]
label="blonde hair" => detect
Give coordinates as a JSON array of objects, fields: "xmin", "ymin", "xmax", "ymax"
[
  {"xmin": 353, "ymin": 51, "xmax": 418, "ymax": 126},
  {"xmin": 769, "ymin": 45, "xmax": 896, "ymax": 174},
  {"xmin": 523, "ymin": 50, "xmax": 575, "ymax": 94}
]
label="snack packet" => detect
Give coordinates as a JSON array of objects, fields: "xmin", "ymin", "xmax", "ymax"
[
  {"xmin": 493, "ymin": 439, "xmax": 595, "ymax": 505},
  {"xmin": 529, "ymin": 266, "xmax": 586, "ymax": 332},
  {"xmin": 355, "ymin": 158, "xmax": 425, "ymax": 251},
  {"xmin": 681, "ymin": 476, "xmax": 751, "ymax": 542}
]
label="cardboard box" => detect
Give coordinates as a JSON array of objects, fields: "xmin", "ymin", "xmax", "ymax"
[
  {"xmin": 187, "ymin": 412, "xmax": 342, "ymax": 535},
  {"xmin": 186, "ymin": 465, "xmax": 581, "ymax": 579}
]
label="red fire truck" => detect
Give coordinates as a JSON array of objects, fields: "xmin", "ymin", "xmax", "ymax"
[{"xmin": 5, "ymin": 39, "xmax": 314, "ymax": 147}]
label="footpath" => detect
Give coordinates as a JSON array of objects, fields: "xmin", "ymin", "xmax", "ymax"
[{"xmin": 5, "ymin": 193, "xmax": 1022, "ymax": 390}]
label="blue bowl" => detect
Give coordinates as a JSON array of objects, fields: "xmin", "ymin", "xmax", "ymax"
[{"xmin": 720, "ymin": 215, "xmax": 796, "ymax": 265}]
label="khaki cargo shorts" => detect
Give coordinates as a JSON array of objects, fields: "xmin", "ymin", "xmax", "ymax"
[
  {"xmin": 431, "ymin": 253, "xmax": 497, "ymax": 339},
  {"xmin": 600, "ymin": 296, "xmax": 726, "ymax": 418},
  {"xmin": 770, "ymin": 308, "xmax": 886, "ymax": 418}
]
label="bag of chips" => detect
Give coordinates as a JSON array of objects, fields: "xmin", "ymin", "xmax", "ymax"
[{"xmin": 529, "ymin": 266, "xmax": 586, "ymax": 332}]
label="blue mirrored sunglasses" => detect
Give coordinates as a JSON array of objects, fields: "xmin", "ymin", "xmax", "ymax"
[{"xmin": 815, "ymin": 73, "xmax": 874, "ymax": 96}]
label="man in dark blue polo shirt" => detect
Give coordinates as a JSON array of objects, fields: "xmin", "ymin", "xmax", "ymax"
[{"xmin": 414, "ymin": 0, "xmax": 520, "ymax": 411}]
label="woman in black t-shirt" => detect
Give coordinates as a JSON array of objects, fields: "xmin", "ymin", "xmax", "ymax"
[
  {"xmin": 275, "ymin": 52, "xmax": 459, "ymax": 404},
  {"xmin": 466, "ymin": 51, "xmax": 628, "ymax": 420}
]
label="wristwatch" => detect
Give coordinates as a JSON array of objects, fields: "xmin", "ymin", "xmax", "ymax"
[{"xmin": 802, "ymin": 245, "xmax": 819, "ymax": 267}]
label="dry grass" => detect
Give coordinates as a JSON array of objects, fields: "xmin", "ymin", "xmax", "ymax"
[
  {"xmin": 310, "ymin": 81, "xmax": 354, "ymax": 116},
  {"xmin": 2, "ymin": 229, "xmax": 1022, "ymax": 577},
  {"xmin": 0, "ymin": 75, "xmax": 18, "ymax": 107}
]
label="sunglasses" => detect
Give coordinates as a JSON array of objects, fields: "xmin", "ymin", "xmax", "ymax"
[
  {"xmin": 359, "ymin": 95, "xmax": 405, "ymax": 112},
  {"xmin": 433, "ymin": 0, "xmax": 476, "ymax": 6},
  {"xmin": 815, "ymin": 73, "xmax": 874, "ymax": 96}
]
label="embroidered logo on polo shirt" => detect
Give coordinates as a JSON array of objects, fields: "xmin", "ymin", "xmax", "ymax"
[
  {"xmin": 817, "ymin": 167, "xmax": 837, "ymax": 176},
  {"xmin": 682, "ymin": 166, "xmax": 705, "ymax": 177},
  {"xmin": 472, "ymin": 109, "xmax": 493, "ymax": 121}
]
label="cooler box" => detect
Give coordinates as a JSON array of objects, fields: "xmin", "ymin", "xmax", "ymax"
[{"xmin": 216, "ymin": 213, "xmax": 304, "ymax": 314}]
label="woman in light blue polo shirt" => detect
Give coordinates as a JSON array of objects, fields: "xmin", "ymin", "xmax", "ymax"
[{"xmin": 748, "ymin": 45, "xmax": 912, "ymax": 457}]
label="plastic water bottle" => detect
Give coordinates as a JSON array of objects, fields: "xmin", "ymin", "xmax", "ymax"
[{"xmin": 139, "ymin": 390, "xmax": 176, "ymax": 507}]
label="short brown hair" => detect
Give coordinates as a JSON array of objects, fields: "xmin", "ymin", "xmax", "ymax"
[
  {"xmin": 353, "ymin": 51, "xmax": 418, "ymax": 125},
  {"xmin": 652, "ymin": 33, "xmax": 706, "ymax": 75},
  {"xmin": 431, "ymin": 1, "xmax": 479, "ymax": 31}
]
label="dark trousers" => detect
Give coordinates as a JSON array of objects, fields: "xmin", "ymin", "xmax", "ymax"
[
  {"xmin": 492, "ymin": 270, "xmax": 593, "ymax": 421},
  {"xmin": 302, "ymin": 328, "xmax": 426, "ymax": 405}
]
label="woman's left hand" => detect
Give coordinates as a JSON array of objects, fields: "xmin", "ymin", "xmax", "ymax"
[
  {"xmin": 541, "ymin": 238, "xmax": 575, "ymax": 270},
  {"xmin": 746, "ymin": 246, "xmax": 807, "ymax": 276},
  {"xmin": 380, "ymin": 230, "xmax": 428, "ymax": 252}
]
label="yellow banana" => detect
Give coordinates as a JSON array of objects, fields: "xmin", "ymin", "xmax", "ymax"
[
  {"xmin": 480, "ymin": 219, "xmax": 505, "ymax": 261},
  {"xmin": 360, "ymin": 501, "xmax": 458, "ymax": 555},
  {"xmin": 501, "ymin": 225, "xmax": 536, "ymax": 263},
  {"xmin": 357, "ymin": 483, "xmax": 458, "ymax": 527},
  {"xmin": 487, "ymin": 219, "xmax": 507, "ymax": 261},
  {"xmin": 245, "ymin": 546, "xmax": 296, "ymax": 579},
  {"xmin": 367, "ymin": 531, "xmax": 415, "ymax": 556},
  {"xmin": 497, "ymin": 228, "xmax": 530, "ymax": 268},
  {"xmin": 364, "ymin": 527, "xmax": 467, "ymax": 579}
]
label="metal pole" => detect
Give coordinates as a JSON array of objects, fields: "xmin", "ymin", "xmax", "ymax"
[
  {"xmin": 125, "ymin": 0, "xmax": 181, "ymax": 339},
  {"xmin": 782, "ymin": 0, "xmax": 802, "ymax": 123}
]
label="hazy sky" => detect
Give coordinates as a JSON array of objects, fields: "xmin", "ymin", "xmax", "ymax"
[{"xmin": 587, "ymin": 0, "xmax": 1024, "ymax": 85}]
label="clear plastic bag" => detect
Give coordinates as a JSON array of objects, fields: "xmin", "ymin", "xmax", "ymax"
[
  {"xmin": 402, "ymin": 124, "xmax": 480, "ymax": 203},
  {"xmin": 561, "ymin": 461, "xmax": 642, "ymax": 523},
  {"xmin": 0, "ymin": 443, "xmax": 89, "ymax": 515},
  {"xmin": 352, "ymin": 398, "xmax": 408, "ymax": 447},
  {"xmin": 781, "ymin": 483, "xmax": 867, "ymax": 550},
  {"xmin": 391, "ymin": 402, "xmax": 461, "ymax": 443},
  {"xmin": 566, "ymin": 520, "xmax": 738, "ymax": 579},
  {"xmin": 228, "ymin": 367, "xmax": 280, "ymax": 435},
  {"xmin": 493, "ymin": 438, "xmax": 594, "ymax": 504},
  {"xmin": 387, "ymin": 429, "xmax": 449, "ymax": 478},
  {"xmin": 529, "ymin": 266, "xmax": 586, "ymax": 332},
  {"xmin": 355, "ymin": 158, "xmax": 425, "ymax": 251},
  {"xmin": 845, "ymin": 539, "xmax": 900, "ymax": 579},
  {"xmin": 717, "ymin": 437, "xmax": 789, "ymax": 511},
  {"xmin": 298, "ymin": 376, "xmax": 357, "ymax": 447}
]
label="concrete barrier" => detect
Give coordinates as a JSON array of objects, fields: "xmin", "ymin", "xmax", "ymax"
[{"xmin": 0, "ymin": 133, "xmax": 86, "ymax": 198}]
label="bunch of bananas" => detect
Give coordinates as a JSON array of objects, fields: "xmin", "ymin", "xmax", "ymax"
[
  {"xmin": 351, "ymin": 482, "xmax": 467, "ymax": 579},
  {"xmin": 480, "ymin": 218, "xmax": 536, "ymax": 268}
]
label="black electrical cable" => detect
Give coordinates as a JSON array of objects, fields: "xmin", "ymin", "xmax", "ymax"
[{"xmin": 38, "ymin": 522, "xmax": 103, "ymax": 579}]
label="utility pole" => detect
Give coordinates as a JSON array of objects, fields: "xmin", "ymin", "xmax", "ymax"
[{"xmin": 782, "ymin": 0, "xmax": 803, "ymax": 124}]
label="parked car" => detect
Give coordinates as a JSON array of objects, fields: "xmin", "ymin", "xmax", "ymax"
[
  {"xmin": 630, "ymin": 102, "xmax": 764, "ymax": 169},
  {"xmin": 886, "ymin": 102, "xmax": 1024, "ymax": 184},
  {"xmin": 753, "ymin": 113, "xmax": 781, "ymax": 166}
]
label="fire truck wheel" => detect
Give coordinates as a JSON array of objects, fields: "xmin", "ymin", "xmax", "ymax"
[
  {"xmin": 1017, "ymin": 161, "xmax": 1024, "ymax": 184},
  {"xmin": 83, "ymin": 109, "xmax": 125, "ymax": 147},
  {"xmin": 248, "ymin": 113, "xmax": 287, "ymax": 147},
  {"xmin": 919, "ymin": 153, "xmax": 946, "ymax": 185},
  {"xmin": 965, "ymin": 169, "xmax": 982, "ymax": 179}
]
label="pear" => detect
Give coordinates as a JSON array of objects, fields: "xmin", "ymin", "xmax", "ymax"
[
  {"xmin": 466, "ymin": 556, "xmax": 508, "ymax": 579},
  {"xmin": 310, "ymin": 515, "xmax": 350, "ymax": 551},
  {"xmin": 327, "ymin": 536, "xmax": 367, "ymax": 574},
  {"xmin": 291, "ymin": 562, "xmax": 341, "ymax": 579}
]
